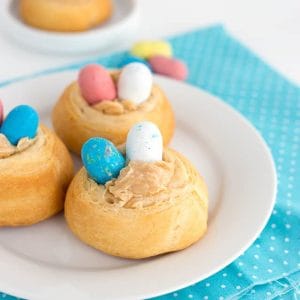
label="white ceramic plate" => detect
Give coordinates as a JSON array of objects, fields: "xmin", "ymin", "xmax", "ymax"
[
  {"xmin": 0, "ymin": 0, "xmax": 139, "ymax": 55},
  {"xmin": 0, "ymin": 72, "xmax": 276, "ymax": 300}
]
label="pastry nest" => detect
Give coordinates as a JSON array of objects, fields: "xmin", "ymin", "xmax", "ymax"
[{"xmin": 65, "ymin": 148, "xmax": 208, "ymax": 259}]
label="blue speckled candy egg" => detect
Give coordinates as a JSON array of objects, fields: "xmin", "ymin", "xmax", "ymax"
[
  {"xmin": 81, "ymin": 137, "xmax": 126, "ymax": 185},
  {"xmin": 0, "ymin": 105, "xmax": 39, "ymax": 145},
  {"xmin": 120, "ymin": 54, "xmax": 152, "ymax": 70}
]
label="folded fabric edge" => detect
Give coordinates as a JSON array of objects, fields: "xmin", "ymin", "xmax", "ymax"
[{"xmin": 226, "ymin": 268, "xmax": 300, "ymax": 299}]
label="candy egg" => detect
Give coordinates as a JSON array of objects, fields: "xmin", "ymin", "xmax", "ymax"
[
  {"xmin": 81, "ymin": 137, "xmax": 125, "ymax": 185},
  {"xmin": 0, "ymin": 100, "xmax": 3, "ymax": 124},
  {"xmin": 118, "ymin": 63, "xmax": 153, "ymax": 104},
  {"xmin": 120, "ymin": 54, "xmax": 151, "ymax": 69},
  {"xmin": 0, "ymin": 105, "xmax": 39, "ymax": 145},
  {"xmin": 149, "ymin": 56, "xmax": 188, "ymax": 81},
  {"xmin": 78, "ymin": 64, "xmax": 116, "ymax": 105},
  {"xmin": 131, "ymin": 41, "xmax": 172, "ymax": 59},
  {"xmin": 126, "ymin": 121, "xmax": 163, "ymax": 162}
]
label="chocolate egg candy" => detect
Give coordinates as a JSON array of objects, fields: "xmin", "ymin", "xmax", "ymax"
[
  {"xmin": 78, "ymin": 64, "xmax": 117, "ymax": 105},
  {"xmin": 131, "ymin": 41, "xmax": 172, "ymax": 59},
  {"xmin": 149, "ymin": 56, "xmax": 188, "ymax": 81},
  {"xmin": 0, "ymin": 99, "xmax": 3, "ymax": 124},
  {"xmin": 126, "ymin": 121, "xmax": 163, "ymax": 162},
  {"xmin": 118, "ymin": 62, "xmax": 153, "ymax": 104},
  {"xmin": 81, "ymin": 137, "xmax": 125, "ymax": 185},
  {"xmin": 0, "ymin": 105, "xmax": 39, "ymax": 145}
]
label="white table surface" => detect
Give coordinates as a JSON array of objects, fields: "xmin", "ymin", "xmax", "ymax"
[{"xmin": 0, "ymin": 0, "xmax": 299, "ymax": 85}]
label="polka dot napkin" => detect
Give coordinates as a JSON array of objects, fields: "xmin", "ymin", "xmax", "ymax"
[{"xmin": 0, "ymin": 25, "xmax": 299, "ymax": 299}]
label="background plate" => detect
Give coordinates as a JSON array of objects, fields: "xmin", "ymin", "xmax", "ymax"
[
  {"xmin": 0, "ymin": 0, "xmax": 139, "ymax": 55},
  {"xmin": 0, "ymin": 72, "xmax": 276, "ymax": 300}
]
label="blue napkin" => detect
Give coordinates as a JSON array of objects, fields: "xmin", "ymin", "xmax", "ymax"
[{"xmin": 0, "ymin": 25, "xmax": 299, "ymax": 299}]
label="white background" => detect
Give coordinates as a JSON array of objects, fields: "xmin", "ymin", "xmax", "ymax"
[{"xmin": 0, "ymin": 0, "xmax": 299, "ymax": 85}]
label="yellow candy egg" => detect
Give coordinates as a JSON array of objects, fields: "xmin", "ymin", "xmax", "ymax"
[{"xmin": 131, "ymin": 41, "xmax": 172, "ymax": 59}]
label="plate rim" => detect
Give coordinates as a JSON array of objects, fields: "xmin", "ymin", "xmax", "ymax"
[{"xmin": 0, "ymin": 72, "xmax": 277, "ymax": 300}]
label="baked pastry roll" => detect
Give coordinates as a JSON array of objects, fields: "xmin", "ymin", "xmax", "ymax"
[
  {"xmin": 52, "ymin": 64, "xmax": 175, "ymax": 155},
  {"xmin": 19, "ymin": 0, "xmax": 113, "ymax": 32},
  {"xmin": 65, "ymin": 148, "xmax": 208, "ymax": 259},
  {"xmin": 0, "ymin": 111, "xmax": 73, "ymax": 226}
]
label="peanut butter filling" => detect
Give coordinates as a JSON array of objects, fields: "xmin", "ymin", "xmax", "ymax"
[
  {"xmin": 0, "ymin": 133, "xmax": 38, "ymax": 159},
  {"xmin": 104, "ymin": 151, "xmax": 190, "ymax": 208}
]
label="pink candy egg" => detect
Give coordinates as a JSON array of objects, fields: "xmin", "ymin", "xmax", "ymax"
[
  {"xmin": 0, "ymin": 99, "xmax": 3, "ymax": 124},
  {"xmin": 148, "ymin": 56, "xmax": 188, "ymax": 81},
  {"xmin": 78, "ymin": 64, "xmax": 117, "ymax": 105}
]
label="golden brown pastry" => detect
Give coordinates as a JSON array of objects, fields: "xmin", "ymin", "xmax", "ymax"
[
  {"xmin": 52, "ymin": 70, "xmax": 175, "ymax": 155},
  {"xmin": 0, "ymin": 125, "xmax": 74, "ymax": 226},
  {"xmin": 19, "ymin": 0, "xmax": 113, "ymax": 32},
  {"xmin": 65, "ymin": 148, "xmax": 208, "ymax": 259}
]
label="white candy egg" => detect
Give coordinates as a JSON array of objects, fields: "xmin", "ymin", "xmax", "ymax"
[
  {"xmin": 118, "ymin": 62, "xmax": 153, "ymax": 104},
  {"xmin": 126, "ymin": 121, "xmax": 163, "ymax": 162}
]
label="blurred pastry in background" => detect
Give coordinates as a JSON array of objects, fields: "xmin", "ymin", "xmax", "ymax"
[
  {"xmin": 52, "ymin": 63, "xmax": 175, "ymax": 155},
  {"xmin": 19, "ymin": 0, "xmax": 113, "ymax": 32}
]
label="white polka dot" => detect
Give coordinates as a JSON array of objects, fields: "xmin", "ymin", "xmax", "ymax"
[
  {"xmin": 255, "ymin": 244, "xmax": 261, "ymax": 248},
  {"xmin": 220, "ymin": 284, "xmax": 226, "ymax": 289},
  {"xmin": 222, "ymin": 273, "xmax": 227, "ymax": 277},
  {"xmin": 219, "ymin": 297, "xmax": 224, "ymax": 300},
  {"xmin": 269, "ymin": 246, "xmax": 275, "ymax": 251},
  {"xmin": 203, "ymin": 296, "xmax": 208, "ymax": 300},
  {"xmin": 270, "ymin": 236, "xmax": 276, "ymax": 240},
  {"xmin": 188, "ymin": 295, "xmax": 193, "ymax": 299},
  {"xmin": 284, "ymin": 237, "xmax": 290, "ymax": 242},
  {"xmin": 272, "ymin": 210, "xmax": 277, "ymax": 215},
  {"xmin": 266, "ymin": 292, "xmax": 271, "ymax": 296},
  {"xmin": 271, "ymin": 224, "xmax": 276, "ymax": 229},
  {"xmin": 285, "ymin": 224, "xmax": 291, "ymax": 229},
  {"xmin": 254, "ymin": 254, "xmax": 259, "ymax": 259},
  {"xmin": 238, "ymin": 262, "xmax": 244, "ymax": 266},
  {"xmin": 268, "ymin": 258, "xmax": 274, "ymax": 263},
  {"xmin": 282, "ymin": 272, "xmax": 288, "ymax": 276},
  {"xmin": 287, "ymin": 192, "xmax": 292, "ymax": 198},
  {"xmin": 287, "ymin": 202, "xmax": 292, "ymax": 207},
  {"xmin": 237, "ymin": 272, "xmax": 243, "ymax": 277},
  {"xmin": 284, "ymin": 249, "xmax": 289, "ymax": 254},
  {"xmin": 236, "ymin": 285, "xmax": 241, "ymax": 290},
  {"xmin": 267, "ymin": 269, "xmax": 273, "ymax": 273},
  {"xmin": 286, "ymin": 210, "xmax": 291, "ymax": 215},
  {"xmin": 251, "ymin": 289, "xmax": 256, "ymax": 294},
  {"xmin": 252, "ymin": 275, "xmax": 257, "ymax": 279},
  {"xmin": 205, "ymin": 283, "xmax": 210, "ymax": 287},
  {"xmin": 173, "ymin": 293, "xmax": 178, "ymax": 297},
  {"xmin": 283, "ymin": 260, "xmax": 288, "ymax": 265}
]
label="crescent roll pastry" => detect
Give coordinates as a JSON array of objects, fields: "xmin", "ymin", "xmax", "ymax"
[
  {"xmin": 52, "ymin": 65, "xmax": 175, "ymax": 155},
  {"xmin": 19, "ymin": 0, "xmax": 113, "ymax": 32},
  {"xmin": 65, "ymin": 148, "xmax": 208, "ymax": 259},
  {"xmin": 0, "ymin": 125, "xmax": 74, "ymax": 226}
]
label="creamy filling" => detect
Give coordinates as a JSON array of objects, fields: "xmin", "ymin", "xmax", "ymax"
[
  {"xmin": 0, "ymin": 133, "xmax": 37, "ymax": 159},
  {"xmin": 104, "ymin": 151, "xmax": 190, "ymax": 208}
]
